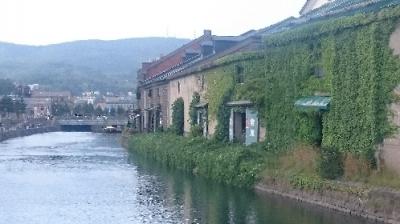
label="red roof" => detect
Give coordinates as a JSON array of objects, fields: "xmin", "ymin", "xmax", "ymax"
[{"xmin": 142, "ymin": 31, "xmax": 212, "ymax": 80}]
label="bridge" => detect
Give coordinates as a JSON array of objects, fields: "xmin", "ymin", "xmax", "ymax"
[
  {"xmin": 56, "ymin": 119, "xmax": 129, "ymax": 132},
  {"xmin": 57, "ymin": 119, "xmax": 128, "ymax": 126}
]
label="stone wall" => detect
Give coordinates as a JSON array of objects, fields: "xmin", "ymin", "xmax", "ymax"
[
  {"xmin": 160, "ymin": 85, "xmax": 169, "ymax": 128},
  {"xmin": 256, "ymin": 182, "xmax": 400, "ymax": 224},
  {"xmin": 169, "ymin": 74, "xmax": 206, "ymax": 134},
  {"xmin": 139, "ymin": 82, "xmax": 169, "ymax": 131},
  {"xmin": 390, "ymin": 23, "xmax": 400, "ymax": 56},
  {"xmin": 380, "ymin": 86, "xmax": 400, "ymax": 175},
  {"xmin": 0, "ymin": 126, "xmax": 60, "ymax": 142},
  {"xmin": 380, "ymin": 25, "xmax": 400, "ymax": 175}
]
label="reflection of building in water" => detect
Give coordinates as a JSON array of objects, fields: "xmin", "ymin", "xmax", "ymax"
[{"xmin": 183, "ymin": 180, "xmax": 192, "ymax": 223}]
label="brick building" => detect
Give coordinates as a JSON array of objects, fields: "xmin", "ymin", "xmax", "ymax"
[
  {"xmin": 136, "ymin": 0, "xmax": 400, "ymax": 148},
  {"xmin": 136, "ymin": 30, "xmax": 252, "ymax": 133}
]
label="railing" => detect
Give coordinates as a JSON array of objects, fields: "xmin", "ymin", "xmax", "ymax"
[{"xmin": 56, "ymin": 119, "xmax": 128, "ymax": 126}]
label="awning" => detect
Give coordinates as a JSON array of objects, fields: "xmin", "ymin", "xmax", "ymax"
[
  {"xmin": 294, "ymin": 96, "xmax": 331, "ymax": 111},
  {"xmin": 145, "ymin": 105, "xmax": 160, "ymax": 111},
  {"xmin": 194, "ymin": 102, "xmax": 208, "ymax": 108},
  {"xmin": 226, "ymin": 100, "xmax": 253, "ymax": 107}
]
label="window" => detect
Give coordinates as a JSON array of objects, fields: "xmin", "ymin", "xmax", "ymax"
[
  {"xmin": 148, "ymin": 89, "xmax": 152, "ymax": 98},
  {"xmin": 235, "ymin": 65, "xmax": 244, "ymax": 84},
  {"xmin": 177, "ymin": 82, "xmax": 181, "ymax": 94},
  {"xmin": 201, "ymin": 75, "xmax": 205, "ymax": 90},
  {"xmin": 156, "ymin": 88, "xmax": 160, "ymax": 97}
]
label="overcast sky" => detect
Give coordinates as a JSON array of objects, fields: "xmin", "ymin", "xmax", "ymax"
[{"xmin": 0, "ymin": 0, "xmax": 305, "ymax": 46}]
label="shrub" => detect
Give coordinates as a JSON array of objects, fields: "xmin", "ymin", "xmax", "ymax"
[
  {"xmin": 318, "ymin": 147, "xmax": 344, "ymax": 180},
  {"xmin": 129, "ymin": 133, "xmax": 266, "ymax": 188},
  {"xmin": 190, "ymin": 125, "xmax": 203, "ymax": 138},
  {"xmin": 289, "ymin": 174, "xmax": 325, "ymax": 191},
  {"xmin": 343, "ymin": 154, "xmax": 371, "ymax": 180},
  {"xmin": 171, "ymin": 98, "xmax": 184, "ymax": 135},
  {"xmin": 189, "ymin": 92, "xmax": 200, "ymax": 127}
]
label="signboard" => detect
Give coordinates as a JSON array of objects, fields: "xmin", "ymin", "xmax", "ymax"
[
  {"xmin": 245, "ymin": 108, "xmax": 258, "ymax": 146},
  {"xmin": 229, "ymin": 109, "xmax": 234, "ymax": 142}
]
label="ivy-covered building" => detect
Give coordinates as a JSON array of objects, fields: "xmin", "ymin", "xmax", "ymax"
[
  {"xmin": 166, "ymin": 35, "xmax": 264, "ymax": 144},
  {"xmin": 136, "ymin": 0, "xmax": 400, "ymax": 173},
  {"xmin": 135, "ymin": 29, "xmax": 262, "ymax": 139}
]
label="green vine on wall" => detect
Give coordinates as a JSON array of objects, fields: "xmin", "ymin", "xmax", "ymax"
[
  {"xmin": 189, "ymin": 92, "xmax": 200, "ymax": 127},
  {"xmin": 204, "ymin": 7, "xmax": 400, "ymax": 165},
  {"xmin": 172, "ymin": 97, "xmax": 184, "ymax": 136}
]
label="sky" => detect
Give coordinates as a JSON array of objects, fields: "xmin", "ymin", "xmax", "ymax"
[{"xmin": 0, "ymin": 0, "xmax": 306, "ymax": 46}]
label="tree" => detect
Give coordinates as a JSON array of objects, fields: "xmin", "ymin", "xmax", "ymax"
[
  {"xmin": 117, "ymin": 106, "xmax": 125, "ymax": 117},
  {"xmin": 189, "ymin": 92, "xmax": 200, "ymax": 126},
  {"xmin": 73, "ymin": 104, "xmax": 83, "ymax": 115},
  {"xmin": 51, "ymin": 102, "xmax": 70, "ymax": 116},
  {"xmin": 109, "ymin": 107, "xmax": 116, "ymax": 116},
  {"xmin": 0, "ymin": 96, "xmax": 14, "ymax": 116},
  {"xmin": 83, "ymin": 103, "xmax": 94, "ymax": 116},
  {"xmin": 0, "ymin": 79, "xmax": 15, "ymax": 95},
  {"xmin": 14, "ymin": 98, "xmax": 26, "ymax": 117},
  {"xmin": 95, "ymin": 106, "xmax": 103, "ymax": 116}
]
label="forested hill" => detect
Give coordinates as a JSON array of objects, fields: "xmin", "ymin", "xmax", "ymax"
[{"xmin": 0, "ymin": 38, "xmax": 189, "ymax": 94}]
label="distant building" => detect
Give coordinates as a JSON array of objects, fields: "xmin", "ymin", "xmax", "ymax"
[
  {"xmin": 31, "ymin": 91, "xmax": 72, "ymax": 101},
  {"xmin": 28, "ymin": 84, "xmax": 40, "ymax": 91},
  {"xmin": 24, "ymin": 97, "xmax": 52, "ymax": 118},
  {"xmin": 26, "ymin": 90, "xmax": 72, "ymax": 118},
  {"xmin": 15, "ymin": 85, "xmax": 31, "ymax": 97},
  {"xmin": 74, "ymin": 96, "xmax": 96, "ymax": 105},
  {"xmin": 98, "ymin": 96, "xmax": 134, "ymax": 113}
]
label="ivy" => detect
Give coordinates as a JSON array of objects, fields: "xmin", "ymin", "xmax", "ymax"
[
  {"xmin": 128, "ymin": 6, "xmax": 400, "ymax": 188},
  {"xmin": 204, "ymin": 7, "xmax": 400, "ymax": 165},
  {"xmin": 129, "ymin": 133, "xmax": 266, "ymax": 188},
  {"xmin": 171, "ymin": 97, "xmax": 184, "ymax": 136},
  {"xmin": 318, "ymin": 147, "xmax": 344, "ymax": 180},
  {"xmin": 204, "ymin": 67, "xmax": 235, "ymax": 141},
  {"xmin": 189, "ymin": 92, "xmax": 200, "ymax": 127},
  {"xmin": 214, "ymin": 88, "xmax": 233, "ymax": 142},
  {"xmin": 264, "ymin": 6, "xmax": 400, "ymax": 47}
]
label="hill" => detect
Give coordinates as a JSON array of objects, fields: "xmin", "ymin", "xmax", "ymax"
[{"xmin": 0, "ymin": 38, "xmax": 189, "ymax": 94}]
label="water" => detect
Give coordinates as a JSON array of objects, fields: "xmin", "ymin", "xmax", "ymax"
[{"xmin": 0, "ymin": 132, "xmax": 377, "ymax": 224}]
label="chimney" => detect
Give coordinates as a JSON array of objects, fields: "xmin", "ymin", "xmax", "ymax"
[
  {"xmin": 203, "ymin": 29, "xmax": 212, "ymax": 37},
  {"xmin": 142, "ymin": 62, "xmax": 152, "ymax": 70}
]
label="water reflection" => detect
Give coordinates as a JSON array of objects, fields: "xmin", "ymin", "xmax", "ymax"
[
  {"xmin": 0, "ymin": 132, "xmax": 378, "ymax": 224},
  {"xmin": 129, "ymin": 152, "xmax": 377, "ymax": 224}
]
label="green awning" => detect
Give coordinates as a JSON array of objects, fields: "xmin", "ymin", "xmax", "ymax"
[
  {"xmin": 294, "ymin": 96, "xmax": 331, "ymax": 111},
  {"xmin": 226, "ymin": 100, "xmax": 253, "ymax": 107},
  {"xmin": 194, "ymin": 102, "xmax": 208, "ymax": 108}
]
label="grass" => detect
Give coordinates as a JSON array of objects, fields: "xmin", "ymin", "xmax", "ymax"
[
  {"xmin": 262, "ymin": 144, "xmax": 400, "ymax": 191},
  {"xmin": 128, "ymin": 132, "xmax": 400, "ymax": 191},
  {"xmin": 128, "ymin": 132, "xmax": 266, "ymax": 188}
]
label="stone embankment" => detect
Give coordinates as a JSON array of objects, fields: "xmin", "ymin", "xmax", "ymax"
[
  {"xmin": 255, "ymin": 182, "xmax": 400, "ymax": 224},
  {"xmin": 0, "ymin": 126, "xmax": 60, "ymax": 142},
  {"xmin": 124, "ymin": 132, "xmax": 400, "ymax": 224}
]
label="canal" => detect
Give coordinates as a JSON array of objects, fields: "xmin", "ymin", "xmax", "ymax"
[{"xmin": 0, "ymin": 132, "xmax": 376, "ymax": 224}]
